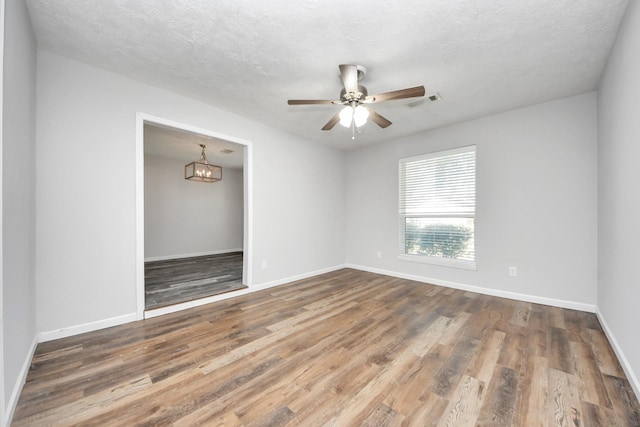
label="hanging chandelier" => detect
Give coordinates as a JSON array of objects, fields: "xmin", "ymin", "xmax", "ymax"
[{"xmin": 184, "ymin": 144, "xmax": 222, "ymax": 183}]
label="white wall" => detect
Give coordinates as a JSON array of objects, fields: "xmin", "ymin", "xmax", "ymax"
[
  {"xmin": 144, "ymin": 154, "xmax": 243, "ymax": 259},
  {"xmin": 346, "ymin": 92, "xmax": 598, "ymax": 307},
  {"xmin": 35, "ymin": 51, "xmax": 346, "ymax": 335},
  {"xmin": 598, "ymin": 0, "xmax": 640, "ymax": 396},
  {"xmin": 1, "ymin": 0, "xmax": 38, "ymax": 424}
]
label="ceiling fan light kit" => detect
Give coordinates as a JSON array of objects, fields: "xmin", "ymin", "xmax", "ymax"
[
  {"xmin": 339, "ymin": 104, "xmax": 369, "ymax": 128},
  {"xmin": 288, "ymin": 64, "xmax": 426, "ymax": 139}
]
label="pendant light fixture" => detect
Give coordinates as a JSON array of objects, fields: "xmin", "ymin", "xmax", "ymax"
[{"xmin": 185, "ymin": 144, "xmax": 222, "ymax": 183}]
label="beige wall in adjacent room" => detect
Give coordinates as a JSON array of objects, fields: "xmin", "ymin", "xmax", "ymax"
[{"xmin": 144, "ymin": 154, "xmax": 243, "ymax": 259}]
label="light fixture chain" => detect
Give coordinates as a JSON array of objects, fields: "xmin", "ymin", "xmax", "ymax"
[{"xmin": 199, "ymin": 144, "xmax": 208, "ymax": 164}]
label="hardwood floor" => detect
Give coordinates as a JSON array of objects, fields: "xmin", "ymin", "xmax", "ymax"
[
  {"xmin": 145, "ymin": 252, "xmax": 245, "ymax": 310},
  {"xmin": 13, "ymin": 269, "xmax": 640, "ymax": 426}
]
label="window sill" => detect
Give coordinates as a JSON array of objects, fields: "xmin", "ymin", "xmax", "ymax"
[{"xmin": 398, "ymin": 254, "xmax": 477, "ymax": 271}]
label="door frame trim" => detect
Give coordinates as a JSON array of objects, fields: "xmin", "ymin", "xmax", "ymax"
[{"xmin": 135, "ymin": 113, "xmax": 253, "ymax": 319}]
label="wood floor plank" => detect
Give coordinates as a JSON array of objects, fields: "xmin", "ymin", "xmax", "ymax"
[
  {"xmin": 400, "ymin": 391, "xmax": 449, "ymax": 426},
  {"xmin": 527, "ymin": 328, "xmax": 548, "ymax": 357},
  {"xmin": 510, "ymin": 301, "xmax": 532, "ymax": 327},
  {"xmin": 476, "ymin": 365, "xmax": 518, "ymax": 426},
  {"xmin": 512, "ymin": 352, "xmax": 534, "ymax": 426},
  {"xmin": 361, "ymin": 403, "xmax": 404, "ymax": 427},
  {"xmin": 466, "ymin": 329, "xmax": 505, "ymax": 384},
  {"xmin": 286, "ymin": 355, "xmax": 382, "ymax": 425},
  {"xmin": 603, "ymin": 374, "xmax": 640, "ymax": 426},
  {"xmin": 382, "ymin": 343, "xmax": 452, "ymax": 417},
  {"xmin": 429, "ymin": 335, "xmax": 480, "ymax": 399},
  {"xmin": 409, "ymin": 312, "xmax": 471, "ymax": 357},
  {"xmin": 548, "ymin": 326, "xmax": 574, "ymax": 374},
  {"xmin": 437, "ymin": 374, "xmax": 486, "ymax": 427},
  {"xmin": 570, "ymin": 340, "xmax": 613, "ymax": 409},
  {"xmin": 463, "ymin": 308, "xmax": 505, "ymax": 341},
  {"xmin": 547, "ymin": 306, "xmax": 568, "ymax": 329},
  {"xmin": 564, "ymin": 308, "xmax": 591, "ymax": 344},
  {"xmin": 528, "ymin": 305, "xmax": 548, "ymax": 333},
  {"xmin": 589, "ymin": 328, "xmax": 627, "ymax": 378},
  {"xmin": 522, "ymin": 355, "xmax": 550, "ymax": 427},
  {"xmin": 497, "ymin": 324, "xmax": 528, "ymax": 372},
  {"xmin": 329, "ymin": 350, "xmax": 419, "ymax": 425},
  {"xmin": 548, "ymin": 368, "xmax": 583, "ymax": 427},
  {"xmin": 582, "ymin": 401, "xmax": 621, "ymax": 427},
  {"xmin": 12, "ymin": 268, "xmax": 640, "ymax": 426}
]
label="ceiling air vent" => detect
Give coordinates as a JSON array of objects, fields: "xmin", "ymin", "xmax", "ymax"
[{"xmin": 427, "ymin": 93, "xmax": 442, "ymax": 102}]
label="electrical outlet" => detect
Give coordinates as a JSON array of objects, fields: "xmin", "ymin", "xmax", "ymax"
[
  {"xmin": 509, "ymin": 266, "xmax": 517, "ymax": 277},
  {"xmin": 376, "ymin": 251, "xmax": 382, "ymax": 259},
  {"xmin": 261, "ymin": 260, "xmax": 268, "ymax": 270}
]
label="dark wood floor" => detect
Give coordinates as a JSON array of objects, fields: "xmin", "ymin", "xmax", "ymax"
[
  {"xmin": 145, "ymin": 252, "xmax": 245, "ymax": 310},
  {"xmin": 13, "ymin": 269, "xmax": 640, "ymax": 426}
]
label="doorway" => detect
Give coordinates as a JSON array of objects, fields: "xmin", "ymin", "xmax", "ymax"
[{"xmin": 135, "ymin": 114, "xmax": 252, "ymax": 319}]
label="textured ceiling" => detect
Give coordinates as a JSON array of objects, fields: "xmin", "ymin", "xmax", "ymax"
[
  {"xmin": 144, "ymin": 124, "xmax": 244, "ymax": 168},
  {"xmin": 26, "ymin": 0, "xmax": 628, "ymax": 150}
]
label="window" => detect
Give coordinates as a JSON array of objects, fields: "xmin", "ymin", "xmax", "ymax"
[{"xmin": 399, "ymin": 145, "xmax": 476, "ymax": 269}]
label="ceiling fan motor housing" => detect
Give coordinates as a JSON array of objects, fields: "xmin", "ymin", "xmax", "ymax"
[{"xmin": 340, "ymin": 85, "xmax": 368, "ymax": 104}]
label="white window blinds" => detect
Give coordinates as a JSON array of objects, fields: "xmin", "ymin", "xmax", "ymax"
[{"xmin": 399, "ymin": 146, "xmax": 476, "ymax": 268}]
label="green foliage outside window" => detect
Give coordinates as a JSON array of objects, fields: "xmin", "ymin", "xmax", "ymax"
[{"xmin": 405, "ymin": 221, "xmax": 473, "ymax": 259}]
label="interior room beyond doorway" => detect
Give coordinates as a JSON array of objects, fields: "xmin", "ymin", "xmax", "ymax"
[{"xmin": 143, "ymin": 122, "xmax": 246, "ymax": 310}]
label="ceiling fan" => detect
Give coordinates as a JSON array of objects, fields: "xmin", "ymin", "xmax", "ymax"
[{"xmin": 287, "ymin": 64, "xmax": 426, "ymax": 136}]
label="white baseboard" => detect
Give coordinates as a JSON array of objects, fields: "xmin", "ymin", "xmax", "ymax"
[
  {"xmin": 596, "ymin": 308, "xmax": 640, "ymax": 402},
  {"xmin": 144, "ymin": 248, "xmax": 243, "ymax": 262},
  {"xmin": 345, "ymin": 264, "xmax": 597, "ymax": 313},
  {"xmin": 38, "ymin": 312, "xmax": 138, "ymax": 343},
  {"xmin": 5, "ymin": 335, "xmax": 37, "ymax": 427},
  {"xmin": 144, "ymin": 264, "xmax": 347, "ymax": 319}
]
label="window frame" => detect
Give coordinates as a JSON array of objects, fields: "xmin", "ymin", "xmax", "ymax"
[{"xmin": 398, "ymin": 145, "xmax": 477, "ymax": 270}]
